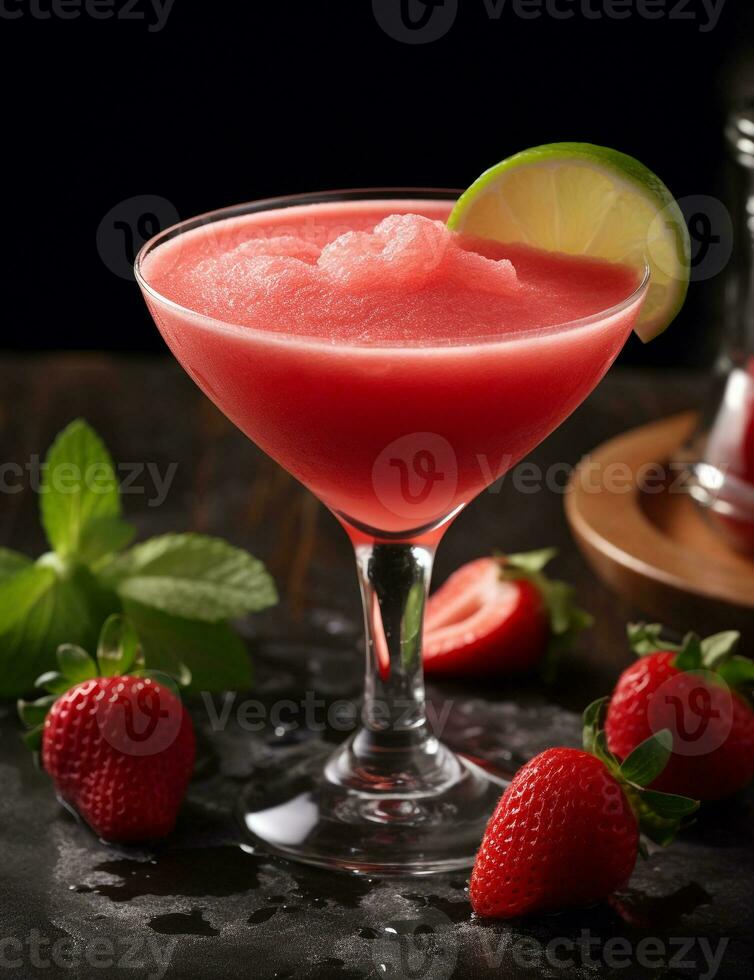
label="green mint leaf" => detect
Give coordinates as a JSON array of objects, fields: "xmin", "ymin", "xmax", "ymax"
[
  {"xmin": 78, "ymin": 516, "xmax": 136, "ymax": 565},
  {"xmin": 0, "ymin": 565, "xmax": 118, "ymax": 698},
  {"xmin": 0, "ymin": 565, "xmax": 57, "ymax": 634},
  {"xmin": 96, "ymin": 614, "xmax": 139, "ymax": 676},
  {"xmin": 674, "ymin": 632, "xmax": 703, "ymax": 672},
  {"xmin": 700, "ymin": 631, "xmax": 740, "ymax": 670},
  {"xmin": 17, "ymin": 694, "xmax": 57, "ymax": 727},
  {"xmin": 124, "ymin": 599, "xmax": 252, "ymax": 691},
  {"xmin": 504, "ymin": 547, "xmax": 557, "ymax": 575},
  {"xmin": 0, "ymin": 548, "xmax": 31, "ymax": 581},
  {"xmin": 102, "ymin": 533, "xmax": 278, "ymax": 622},
  {"xmin": 40, "ymin": 419, "xmax": 121, "ymax": 560},
  {"xmin": 619, "ymin": 729, "xmax": 673, "ymax": 787},
  {"xmin": 57, "ymin": 643, "xmax": 98, "ymax": 683}
]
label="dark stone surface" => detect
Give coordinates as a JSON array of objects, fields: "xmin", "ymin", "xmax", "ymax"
[{"xmin": 0, "ymin": 355, "xmax": 752, "ymax": 979}]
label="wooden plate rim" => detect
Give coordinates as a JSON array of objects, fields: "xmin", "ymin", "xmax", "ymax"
[{"xmin": 565, "ymin": 411, "xmax": 754, "ymax": 610}]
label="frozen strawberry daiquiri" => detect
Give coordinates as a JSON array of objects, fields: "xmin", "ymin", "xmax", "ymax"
[
  {"xmin": 136, "ymin": 145, "xmax": 688, "ymax": 875},
  {"xmin": 142, "ymin": 200, "xmax": 641, "ymax": 534}
]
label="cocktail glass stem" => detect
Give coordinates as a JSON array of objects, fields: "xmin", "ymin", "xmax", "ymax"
[
  {"xmin": 326, "ymin": 539, "xmax": 459, "ymax": 796},
  {"xmin": 238, "ymin": 527, "xmax": 506, "ymax": 876}
]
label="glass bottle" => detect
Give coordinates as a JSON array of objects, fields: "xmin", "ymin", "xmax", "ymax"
[{"xmin": 690, "ymin": 104, "xmax": 754, "ymax": 554}]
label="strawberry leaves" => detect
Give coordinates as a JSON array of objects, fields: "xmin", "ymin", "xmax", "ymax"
[
  {"xmin": 626, "ymin": 621, "xmax": 668, "ymax": 655},
  {"xmin": 502, "ymin": 549, "xmax": 593, "ymax": 677},
  {"xmin": 619, "ymin": 729, "xmax": 673, "ymax": 787},
  {"xmin": 0, "ymin": 419, "xmax": 277, "ymax": 696},
  {"xmin": 581, "ymin": 698, "xmax": 698, "ymax": 846},
  {"xmin": 717, "ymin": 657, "xmax": 754, "ymax": 688},
  {"xmin": 97, "ymin": 614, "xmax": 140, "ymax": 676},
  {"xmin": 627, "ymin": 622, "xmax": 754, "ymax": 693},
  {"xmin": 17, "ymin": 694, "xmax": 58, "ymax": 751},
  {"xmin": 17, "ymin": 614, "xmax": 190, "ymax": 753},
  {"xmin": 630, "ymin": 789, "xmax": 700, "ymax": 847},
  {"xmin": 504, "ymin": 548, "xmax": 558, "ymax": 574},
  {"xmin": 17, "ymin": 637, "xmax": 101, "ymax": 751},
  {"xmin": 56, "ymin": 643, "xmax": 99, "ymax": 684},
  {"xmin": 700, "ymin": 630, "xmax": 740, "ymax": 668}
]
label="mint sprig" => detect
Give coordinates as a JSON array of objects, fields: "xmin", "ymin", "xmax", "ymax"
[
  {"xmin": 99, "ymin": 533, "xmax": 277, "ymax": 622},
  {"xmin": 0, "ymin": 563, "xmax": 118, "ymax": 698},
  {"xmin": 40, "ymin": 419, "xmax": 131, "ymax": 561},
  {"xmin": 0, "ymin": 419, "xmax": 277, "ymax": 696},
  {"xmin": 0, "ymin": 548, "xmax": 31, "ymax": 578}
]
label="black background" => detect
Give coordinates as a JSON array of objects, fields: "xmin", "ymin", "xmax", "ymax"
[{"xmin": 2, "ymin": 0, "xmax": 753, "ymax": 365}]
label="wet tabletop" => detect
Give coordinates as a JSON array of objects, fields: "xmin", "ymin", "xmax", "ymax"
[{"xmin": 0, "ymin": 355, "xmax": 752, "ymax": 980}]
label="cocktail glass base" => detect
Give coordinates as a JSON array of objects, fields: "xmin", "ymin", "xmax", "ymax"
[{"xmin": 238, "ymin": 739, "xmax": 508, "ymax": 876}]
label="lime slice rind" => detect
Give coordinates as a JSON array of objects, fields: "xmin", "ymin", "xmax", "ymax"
[{"xmin": 449, "ymin": 143, "xmax": 690, "ymax": 342}]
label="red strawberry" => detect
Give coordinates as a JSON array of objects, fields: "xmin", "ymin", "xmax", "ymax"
[
  {"xmin": 19, "ymin": 615, "xmax": 195, "ymax": 843},
  {"xmin": 423, "ymin": 549, "xmax": 591, "ymax": 676},
  {"xmin": 605, "ymin": 624, "xmax": 754, "ymax": 801},
  {"xmin": 470, "ymin": 702, "xmax": 697, "ymax": 919},
  {"xmin": 471, "ymin": 748, "xmax": 637, "ymax": 918}
]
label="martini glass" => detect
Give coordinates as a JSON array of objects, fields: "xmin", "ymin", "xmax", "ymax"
[{"xmin": 135, "ymin": 189, "xmax": 649, "ymax": 875}]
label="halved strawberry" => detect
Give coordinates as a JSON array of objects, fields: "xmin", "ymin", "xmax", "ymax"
[{"xmin": 423, "ymin": 549, "xmax": 591, "ymax": 677}]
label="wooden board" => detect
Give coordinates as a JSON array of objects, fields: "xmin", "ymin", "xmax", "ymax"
[{"xmin": 565, "ymin": 411, "xmax": 754, "ymax": 635}]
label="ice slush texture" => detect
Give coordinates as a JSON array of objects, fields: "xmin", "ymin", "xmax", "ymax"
[{"xmin": 144, "ymin": 207, "xmax": 638, "ymax": 345}]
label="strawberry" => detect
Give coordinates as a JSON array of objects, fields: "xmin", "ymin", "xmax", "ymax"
[
  {"xmin": 470, "ymin": 701, "xmax": 698, "ymax": 919},
  {"xmin": 18, "ymin": 615, "xmax": 195, "ymax": 843},
  {"xmin": 605, "ymin": 624, "xmax": 754, "ymax": 801},
  {"xmin": 423, "ymin": 549, "xmax": 591, "ymax": 676}
]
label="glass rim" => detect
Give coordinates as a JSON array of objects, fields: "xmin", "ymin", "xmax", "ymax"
[{"xmin": 134, "ymin": 187, "xmax": 652, "ymax": 351}]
